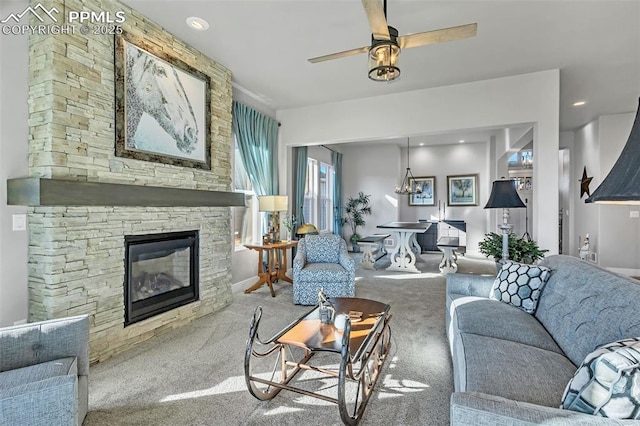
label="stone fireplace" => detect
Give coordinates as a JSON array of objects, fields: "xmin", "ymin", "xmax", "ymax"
[
  {"xmin": 18, "ymin": 0, "xmax": 240, "ymax": 363},
  {"xmin": 125, "ymin": 231, "xmax": 199, "ymax": 326}
]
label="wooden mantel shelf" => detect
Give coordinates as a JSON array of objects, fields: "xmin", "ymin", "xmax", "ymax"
[{"xmin": 7, "ymin": 178, "xmax": 246, "ymax": 207}]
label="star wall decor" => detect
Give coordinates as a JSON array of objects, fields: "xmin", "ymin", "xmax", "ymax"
[{"xmin": 580, "ymin": 166, "xmax": 593, "ymax": 199}]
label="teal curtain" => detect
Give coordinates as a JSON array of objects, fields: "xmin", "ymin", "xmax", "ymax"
[
  {"xmin": 231, "ymin": 102, "xmax": 279, "ymax": 197},
  {"xmin": 293, "ymin": 146, "xmax": 308, "ymax": 226},
  {"xmin": 331, "ymin": 151, "xmax": 343, "ymax": 236}
]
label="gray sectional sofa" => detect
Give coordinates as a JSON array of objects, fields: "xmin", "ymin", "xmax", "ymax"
[
  {"xmin": 0, "ymin": 315, "xmax": 89, "ymax": 426},
  {"xmin": 446, "ymin": 255, "xmax": 640, "ymax": 425}
]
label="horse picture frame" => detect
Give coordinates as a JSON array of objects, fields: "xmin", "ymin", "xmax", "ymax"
[{"xmin": 115, "ymin": 32, "xmax": 212, "ymax": 170}]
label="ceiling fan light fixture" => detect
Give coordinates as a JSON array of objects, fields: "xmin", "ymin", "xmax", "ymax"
[{"xmin": 368, "ymin": 27, "xmax": 401, "ymax": 82}]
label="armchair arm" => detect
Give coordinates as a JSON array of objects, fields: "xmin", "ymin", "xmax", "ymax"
[
  {"xmin": 338, "ymin": 241, "xmax": 355, "ymax": 287},
  {"xmin": 339, "ymin": 251, "xmax": 354, "ymax": 273},
  {"xmin": 293, "ymin": 242, "xmax": 307, "ymax": 274},
  {"xmin": 0, "ymin": 375, "xmax": 77, "ymax": 425},
  {"xmin": 446, "ymin": 273, "xmax": 495, "ymax": 298},
  {"xmin": 0, "ymin": 315, "xmax": 89, "ymax": 376},
  {"xmin": 451, "ymin": 392, "xmax": 630, "ymax": 425}
]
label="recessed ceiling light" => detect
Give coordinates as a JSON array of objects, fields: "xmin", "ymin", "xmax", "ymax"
[
  {"xmin": 573, "ymin": 101, "xmax": 587, "ymax": 107},
  {"xmin": 419, "ymin": 143, "xmax": 424, "ymax": 146},
  {"xmin": 186, "ymin": 17, "xmax": 209, "ymax": 31},
  {"xmin": 459, "ymin": 140, "xmax": 465, "ymax": 143}
]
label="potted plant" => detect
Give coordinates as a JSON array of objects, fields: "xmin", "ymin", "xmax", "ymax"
[
  {"xmin": 341, "ymin": 192, "xmax": 372, "ymax": 252},
  {"xmin": 478, "ymin": 232, "xmax": 548, "ymax": 266}
]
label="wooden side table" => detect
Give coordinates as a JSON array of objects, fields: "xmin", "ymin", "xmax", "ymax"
[{"xmin": 243, "ymin": 240, "xmax": 298, "ymax": 297}]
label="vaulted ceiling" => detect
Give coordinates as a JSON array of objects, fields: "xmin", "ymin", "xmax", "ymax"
[{"xmin": 123, "ymin": 0, "xmax": 639, "ymax": 134}]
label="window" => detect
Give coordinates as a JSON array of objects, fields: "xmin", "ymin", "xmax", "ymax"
[
  {"xmin": 233, "ymin": 136, "xmax": 259, "ymax": 249},
  {"xmin": 303, "ymin": 158, "xmax": 334, "ymax": 233},
  {"xmin": 508, "ymin": 150, "xmax": 534, "ymax": 169}
]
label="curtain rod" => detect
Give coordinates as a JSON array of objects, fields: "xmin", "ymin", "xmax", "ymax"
[{"xmin": 321, "ymin": 144, "xmax": 337, "ymax": 153}]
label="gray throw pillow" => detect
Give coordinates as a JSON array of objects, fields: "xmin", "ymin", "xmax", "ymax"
[
  {"xmin": 561, "ymin": 337, "xmax": 640, "ymax": 419},
  {"xmin": 489, "ymin": 261, "xmax": 551, "ymax": 314}
]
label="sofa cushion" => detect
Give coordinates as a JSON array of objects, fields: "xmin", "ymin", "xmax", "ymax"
[
  {"xmin": 448, "ymin": 294, "xmax": 562, "ymax": 354},
  {"xmin": 490, "ymin": 261, "xmax": 551, "ymax": 314},
  {"xmin": 0, "ymin": 357, "xmax": 77, "ymax": 391},
  {"xmin": 297, "ymin": 262, "xmax": 349, "ymax": 282},
  {"xmin": 536, "ymin": 255, "xmax": 640, "ymax": 367},
  {"xmin": 561, "ymin": 337, "xmax": 640, "ymax": 419},
  {"xmin": 454, "ymin": 333, "xmax": 576, "ymax": 407}
]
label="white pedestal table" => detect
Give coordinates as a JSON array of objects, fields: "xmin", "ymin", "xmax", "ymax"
[{"xmin": 376, "ymin": 222, "xmax": 431, "ymax": 273}]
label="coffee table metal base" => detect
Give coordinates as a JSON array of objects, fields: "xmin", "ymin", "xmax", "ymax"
[{"xmin": 244, "ymin": 302, "xmax": 391, "ymax": 425}]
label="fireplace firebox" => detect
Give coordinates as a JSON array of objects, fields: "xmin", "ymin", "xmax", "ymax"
[{"xmin": 124, "ymin": 231, "xmax": 199, "ymax": 326}]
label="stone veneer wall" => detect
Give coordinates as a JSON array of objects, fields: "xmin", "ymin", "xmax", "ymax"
[{"xmin": 27, "ymin": 0, "xmax": 234, "ymax": 362}]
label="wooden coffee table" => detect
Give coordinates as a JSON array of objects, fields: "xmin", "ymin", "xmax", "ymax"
[{"xmin": 244, "ymin": 297, "xmax": 392, "ymax": 425}]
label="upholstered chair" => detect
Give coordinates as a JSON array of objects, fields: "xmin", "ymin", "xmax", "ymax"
[
  {"xmin": 0, "ymin": 315, "xmax": 89, "ymax": 425},
  {"xmin": 292, "ymin": 234, "xmax": 355, "ymax": 305}
]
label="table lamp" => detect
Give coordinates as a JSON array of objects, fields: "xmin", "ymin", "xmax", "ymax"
[
  {"xmin": 586, "ymin": 97, "xmax": 640, "ymax": 204},
  {"xmin": 484, "ymin": 179, "xmax": 526, "ymax": 261},
  {"xmin": 259, "ymin": 195, "xmax": 288, "ymax": 243}
]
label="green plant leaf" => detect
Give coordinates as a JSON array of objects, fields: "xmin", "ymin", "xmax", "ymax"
[
  {"xmin": 478, "ymin": 232, "xmax": 548, "ymax": 263},
  {"xmin": 342, "ymin": 192, "xmax": 372, "ymax": 242}
]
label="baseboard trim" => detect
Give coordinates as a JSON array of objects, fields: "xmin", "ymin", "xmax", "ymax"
[{"xmin": 231, "ymin": 277, "xmax": 257, "ymax": 294}]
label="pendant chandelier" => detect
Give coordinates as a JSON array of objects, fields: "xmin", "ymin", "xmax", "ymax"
[{"xmin": 395, "ymin": 138, "xmax": 422, "ymax": 195}]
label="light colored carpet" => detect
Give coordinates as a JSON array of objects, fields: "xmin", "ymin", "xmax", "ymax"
[{"xmin": 84, "ymin": 252, "xmax": 496, "ymax": 425}]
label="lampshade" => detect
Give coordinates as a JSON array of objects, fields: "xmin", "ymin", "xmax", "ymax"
[
  {"xmin": 368, "ymin": 26, "xmax": 401, "ymax": 82},
  {"xmin": 484, "ymin": 179, "xmax": 526, "ymax": 209},
  {"xmin": 258, "ymin": 195, "xmax": 288, "ymax": 212},
  {"xmin": 296, "ymin": 223, "xmax": 318, "ymax": 236},
  {"xmin": 586, "ymin": 98, "xmax": 640, "ymax": 204}
]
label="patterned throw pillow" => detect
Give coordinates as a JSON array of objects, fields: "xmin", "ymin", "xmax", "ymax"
[
  {"xmin": 489, "ymin": 261, "xmax": 551, "ymax": 314},
  {"xmin": 561, "ymin": 337, "xmax": 640, "ymax": 419}
]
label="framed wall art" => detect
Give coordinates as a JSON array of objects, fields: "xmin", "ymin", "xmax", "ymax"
[
  {"xmin": 409, "ymin": 176, "xmax": 436, "ymax": 206},
  {"xmin": 115, "ymin": 32, "xmax": 212, "ymax": 170},
  {"xmin": 447, "ymin": 174, "xmax": 478, "ymax": 206}
]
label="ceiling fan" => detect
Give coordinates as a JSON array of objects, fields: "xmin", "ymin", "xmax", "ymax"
[{"xmin": 308, "ymin": 0, "xmax": 477, "ymax": 82}]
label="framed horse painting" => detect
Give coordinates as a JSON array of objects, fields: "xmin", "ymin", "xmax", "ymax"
[{"xmin": 115, "ymin": 32, "xmax": 212, "ymax": 170}]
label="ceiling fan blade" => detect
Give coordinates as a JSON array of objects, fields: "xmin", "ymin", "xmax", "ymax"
[
  {"xmin": 362, "ymin": 0, "xmax": 390, "ymax": 40},
  {"xmin": 398, "ymin": 23, "xmax": 477, "ymax": 49},
  {"xmin": 308, "ymin": 46, "xmax": 370, "ymax": 63}
]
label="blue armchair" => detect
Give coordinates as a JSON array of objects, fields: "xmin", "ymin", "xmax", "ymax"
[{"xmin": 292, "ymin": 234, "xmax": 356, "ymax": 305}]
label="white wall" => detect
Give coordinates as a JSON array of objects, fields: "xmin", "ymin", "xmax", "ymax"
[
  {"xmin": 307, "ymin": 145, "xmax": 332, "ymax": 165},
  {"xmin": 572, "ymin": 112, "xmax": 638, "ymax": 270},
  {"xmin": 340, "ymin": 143, "xmax": 400, "ymax": 242},
  {"xmin": 399, "ymin": 142, "xmax": 489, "ymax": 254},
  {"xmin": 277, "ymin": 70, "xmax": 561, "ymax": 255},
  {"xmin": 0, "ymin": 1, "xmax": 29, "ymax": 326},
  {"xmin": 559, "ymin": 130, "xmax": 575, "ymax": 255},
  {"xmin": 572, "ymin": 121, "xmax": 600, "ymax": 258},
  {"xmin": 597, "ymin": 113, "xmax": 638, "ymax": 269}
]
